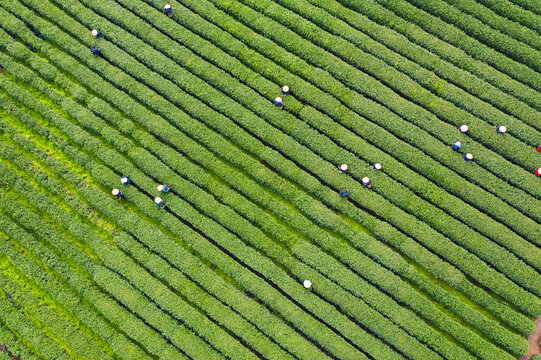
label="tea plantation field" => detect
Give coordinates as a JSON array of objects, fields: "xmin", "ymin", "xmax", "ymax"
[{"xmin": 0, "ymin": 0, "xmax": 539, "ymax": 359}]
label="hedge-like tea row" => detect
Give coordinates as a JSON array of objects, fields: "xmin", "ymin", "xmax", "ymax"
[
  {"xmin": 0, "ymin": 36, "xmax": 528, "ymax": 360},
  {"xmin": 204, "ymin": 0, "xmax": 539, "ymax": 172},
  {"xmin": 0, "ymin": 118, "xmax": 326, "ymax": 360},
  {"xmin": 331, "ymin": 0, "xmax": 540, "ymax": 109},
  {"xmin": 443, "ymin": 0, "xmax": 541, "ymax": 50},
  {"xmin": 0, "ymin": 319, "xmax": 40, "ymax": 360},
  {"xmin": 402, "ymin": 0, "xmax": 541, "ymax": 70},
  {"xmin": 0, "ymin": 268, "xmax": 107, "ymax": 360},
  {"xmin": 371, "ymin": 0, "xmax": 541, "ymax": 90},
  {"xmin": 0, "ymin": 7, "xmax": 536, "ymax": 332},
  {"xmin": 121, "ymin": 0, "xmax": 541, "ymax": 233},
  {"xmin": 0, "ymin": 88, "xmax": 370, "ymax": 359},
  {"xmin": 264, "ymin": 0, "xmax": 541, "ymax": 135},
  {"xmin": 2, "ymin": 47, "xmax": 529, "ymax": 358},
  {"xmin": 70, "ymin": 0, "xmax": 541, "ymax": 270},
  {"xmin": 158, "ymin": 0, "xmax": 541, "ymax": 215},
  {"xmin": 474, "ymin": 0, "xmax": 541, "ymax": 33}
]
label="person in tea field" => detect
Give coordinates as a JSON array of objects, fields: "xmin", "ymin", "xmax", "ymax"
[
  {"xmin": 458, "ymin": 125, "xmax": 469, "ymax": 133},
  {"xmin": 155, "ymin": 197, "xmax": 165, "ymax": 209},
  {"xmin": 362, "ymin": 177, "xmax": 372, "ymax": 188},
  {"xmin": 339, "ymin": 189, "xmax": 349, "ymax": 197},
  {"xmin": 274, "ymin": 97, "xmax": 284, "ymax": 109},
  {"xmin": 535, "ymin": 167, "xmax": 541, "ymax": 177},
  {"xmin": 281, "ymin": 86, "xmax": 290, "ymax": 96},
  {"xmin": 90, "ymin": 45, "xmax": 101, "ymax": 55},
  {"xmin": 463, "ymin": 153, "xmax": 473, "ymax": 162},
  {"xmin": 164, "ymin": 4, "xmax": 173, "ymax": 17},
  {"xmin": 449, "ymin": 141, "xmax": 461, "ymax": 151},
  {"xmin": 112, "ymin": 189, "xmax": 124, "ymax": 200},
  {"xmin": 91, "ymin": 29, "xmax": 102, "ymax": 38},
  {"xmin": 121, "ymin": 175, "xmax": 131, "ymax": 185},
  {"xmin": 338, "ymin": 164, "xmax": 348, "ymax": 173},
  {"xmin": 157, "ymin": 184, "xmax": 170, "ymax": 193},
  {"xmin": 536, "ymin": 145, "xmax": 541, "ymax": 152},
  {"xmin": 303, "ymin": 280, "xmax": 312, "ymax": 290},
  {"xmin": 495, "ymin": 125, "xmax": 507, "ymax": 134},
  {"xmin": 372, "ymin": 162, "xmax": 382, "ymax": 170}
]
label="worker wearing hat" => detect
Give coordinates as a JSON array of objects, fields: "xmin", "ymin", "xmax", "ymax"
[
  {"xmin": 535, "ymin": 168, "xmax": 541, "ymax": 177},
  {"xmin": 338, "ymin": 164, "xmax": 348, "ymax": 173},
  {"xmin": 164, "ymin": 4, "xmax": 173, "ymax": 17},
  {"xmin": 458, "ymin": 125, "xmax": 469, "ymax": 133},
  {"xmin": 449, "ymin": 141, "xmax": 461, "ymax": 151},
  {"xmin": 91, "ymin": 29, "xmax": 102, "ymax": 38},
  {"xmin": 155, "ymin": 197, "xmax": 165, "ymax": 209},
  {"xmin": 121, "ymin": 175, "xmax": 131, "ymax": 185},
  {"xmin": 274, "ymin": 97, "xmax": 283, "ymax": 109},
  {"xmin": 463, "ymin": 153, "xmax": 473, "ymax": 161},
  {"xmin": 495, "ymin": 125, "xmax": 507, "ymax": 134},
  {"xmin": 112, "ymin": 189, "xmax": 124, "ymax": 200},
  {"xmin": 339, "ymin": 189, "xmax": 349, "ymax": 197},
  {"xmin": 372, "ymin": 163, "xmax": 382, "ymax": 170},
  {"xmin": 536, "ymin": 145, "xmax": 541, "ymax": 153},
  {"xmin": 303, "ymin": 280, "xmax": 312, "ymax": 290},
  {"xmin": 362, "ymin": 177, "xmax": 372, "ymax": 188},
  {"xmin": 281, "ymin": 86, "xmax": 290, "ymax": 96},
  {"xmin": 157, "ymin": 184, "xmax": 170, "ymax": 193}
]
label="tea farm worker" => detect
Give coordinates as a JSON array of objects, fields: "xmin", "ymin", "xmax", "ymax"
[
  {"xmin": 155, "ymin": 197, "xmax": 165, "ymax": 209},
  {"xmin": 112, "ymin": 188, "xmax": 124, "ymax": 200},
  {"xmin": 90, "ymin": 45, "xmax": 101, "ymax": 55},
  {"xmin": 362, "ymin": 177, "xmax": 372, "ymax": 189},
  {"xmin": 164, "ymin": 4, "xmax": 173, "ymax": 17},
  {"xmin": 339, "ymin": 189, "xmax": 349, "ymax": 197},
  {"xmin": 372, "ymin": 162, "xmax": 382, "ymax": 170},
  {"xmin": 535, "ymin": 168, "xmax": 541, "ymax": 177},
  {"xmin": 338, "ymin": 164, "xmax": 348, "ymax": 173},
  {"xmin": 495, "ymin": 125, "xmax": 507, "ymax": 134},
  {"xmin": 91, "ymin": 29, "xmax": 102, "ymax": 38},
  {"xmin": 281, "ymin": 86, "xmax": 290, "ymax": 96},
  {"xmin": 449, "ymin": 141, "xmax": 461, "ymax": 151},
  {"xmin": 303, "ymin": 280, "xmax": 312, "ymax": 290},
  {"xmin": 121, "ymin": 175, "xmax": 131, "ymax": 185},
  {"xmin": 458, "ymin": 125, "xmax": 468, "ymax": 133},
  {"xmin": 536, "ymin": 144, "xmax": 541, "ymax": 153},
  {"xmin": 157, "ymin": 184, "xmax": 170, "ymax": 193},
  {"xmin": 274, "ymin": 97, "xmax": 284, "ymax": 110},
  {"xmin": 463, "ymin": 153, "xmax": 473, "ymax": 162}
]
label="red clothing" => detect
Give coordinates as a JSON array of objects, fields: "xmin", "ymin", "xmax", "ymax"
[
  {"xmin": 535, "ymin": 168, "xmax": 541, "ymax": 176},
  {"xmin": 537, "ymin": 145, "xmax": 541, "ymax": 152}
]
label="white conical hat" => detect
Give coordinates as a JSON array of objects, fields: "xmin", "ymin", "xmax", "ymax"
[
  {"xmin": 155, "ymin": 197, "xmax": 163, "ymax": 204},
  {"xmin": 498, "ymin": 126, "xmax": 507, "ymax": 133},
  {"xmin": 92, "ymin": 29, "xmax": 98, "ymax": 37},
  {"xmin": 303, "ymin": 280, "xmax": 312, "ymax": 289},
  {"xmin": 465, "ymin": 153, "xmax": 473, "ymax": 160},
  {"xmin": 282, "ymin": 86, "xmax": 289, "ymax": 93},
  {"xmin": 112, "ymin": 189, "xmax": 119, "ymax": 195},
  {"xmin": 157, "ymin": 185, "xmax": 164, "ymax": 191},
  {"xmin": 164, "ymin": 4, "xmax": 171, "ymax": 9},
  {"xmin": 459, "ymin": 125, "xmax": 468, "ymax": 132},
  {"xmin": 275, "ymin": 97, "xmax": 282, "ymax": 103},
  {"xmin": 373, "ymin": 163, "xmax": 381, "ymax": 170},
  {"xmin": 340, "ymin": 164, "xmax": 348, "ymax": 171},
  {"xmin": 454, "ymin": 141, "xmax": 461, "ymax": 146},
  {"xmin": 362, "ymin": 177, "xmax": 370, "ymax": 183}
]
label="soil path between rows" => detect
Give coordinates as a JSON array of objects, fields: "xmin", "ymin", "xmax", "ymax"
[{"xmin": 520, "ymin": 316, "xmax": 541, "ymax": 360}]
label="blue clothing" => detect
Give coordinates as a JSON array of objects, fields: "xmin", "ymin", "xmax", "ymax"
[
  {"xmin": 121, "ymin": 176, "xmax": 131, "ymax": 185},
  {"xmin": 339, "ymin": 190, "xmax": 349, "ymax": 197},
  {"xmin": 281, "ymin": 89, "xmax": 290, "ymax": 96},
  {"xmin": 161, "ymin": 185, "xmax": 170, "ymax": 193},
  {"xmin": 165, "ymin": 8, "xmax": 172, "ymax": 14},
  {"xmin": 274, "ymin": 100, "xmax": 282, "ymax": 107},
  {"xmin": 463, "ymin": 154, "xmax": 472, "ymax": 161},
  {"xmin": 451, "ymin": 141, "xmax": 461, "ymax": 151},
  {"xmin": 90, "ymin": 46, "xmax": 100, "ymax": 55},
  {"xmin": 495, "ymin": 126, "xmax": 505, "ymax": 134},
  {"xmin": 156, "ymin": 200, "xmax": 164, "ymax": 206},
  {"xmin": 94, "ymin": 31, "xmax": 102, "ymax": 38},
  {"xmin": 116, "ymin": 192, "xmax": 124, "ymax": 199}
]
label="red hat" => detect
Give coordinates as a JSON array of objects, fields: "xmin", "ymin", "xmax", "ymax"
[{"xmin": 535, "ymin": 168, "xmax": 541, "ymax": 177}]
